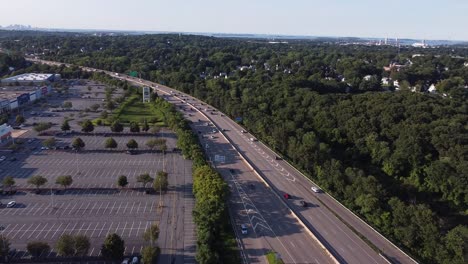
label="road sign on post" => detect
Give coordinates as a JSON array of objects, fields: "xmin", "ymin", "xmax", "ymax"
[{"xmin": 142, "ymin": 86, "xmax": 151, "ymax": 103}]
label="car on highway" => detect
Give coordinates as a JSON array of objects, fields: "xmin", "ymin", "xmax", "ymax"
[
  {"xmin": 311, "ymin": 186, "xmax": 321, "ymax": 193},
  {"xmin": 241, "ymin": 224, "xmax": 248, "ymax": 235},
  {"xmin": 6, "ymin": 201, "xmax": 16, "ymax": 208},
  {"xmin": 283, "ymin": 193, "xmax": 290, "ymax": 199}
]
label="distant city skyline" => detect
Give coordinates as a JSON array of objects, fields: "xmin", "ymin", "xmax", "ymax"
[{"xmin": 1, "ymin": 0, "xmax": 467, "ymax": 41}]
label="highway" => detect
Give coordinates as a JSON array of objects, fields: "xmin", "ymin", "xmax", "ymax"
[{"xmin": 28, "ymin": 58, "xmax": 417, "ymax": 264}]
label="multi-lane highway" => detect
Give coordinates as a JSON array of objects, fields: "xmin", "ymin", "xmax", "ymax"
[{"xmin": 28, "ymin": 58, "xmax": 417, "ymax": 264}]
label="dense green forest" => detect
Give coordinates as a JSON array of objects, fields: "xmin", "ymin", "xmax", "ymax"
[{"xmin": 1, "ymin": 33, "xmax": 467, "ymax": 263}]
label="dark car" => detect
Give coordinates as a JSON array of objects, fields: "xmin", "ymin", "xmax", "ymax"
[
  {"xmin": 275, "ymin": 156, "xmax": 282, "ymax": 160},
  {"xmin": 299, "ymin": 201, "xmax": 307, "ymax": 207}
]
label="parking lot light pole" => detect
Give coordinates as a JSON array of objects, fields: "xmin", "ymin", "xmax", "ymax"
[
  {"xmin": 50, "ymin": 186, "xmax": 55, "ymax": 209},
  {"xmin": 158, "ymin": 152, "xmax": 165, "ymax": 209}
]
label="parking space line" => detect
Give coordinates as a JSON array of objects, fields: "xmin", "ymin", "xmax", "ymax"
[
  {"xmin": 5, "ymin": 223, "xmax": 19, "ymax": 237},
  {"xmin": 96, "ymin": 201, "xmax": 104, "ymax": 215},
  {"xmin": 82, "ymin": 202, "xmax": 92, "ymax": 215},
  {"xmin": 53, "ymin": 222, "xmax": 68, "ymax": 238},
  {"xmin": 128, "ymin": 221, "xmax": 135, "ymax": 237},
  {"xmin": 98, "ymin": 222, "xmax": 107, "ymax": 237},
  {"xmin": 115, "ymin": 222, "xmax": 122, "ymax": 235},
  {"xmin": 44, "ymin": 223, "xmax": 63, "ymax": 238},
  {"xmin": 90, "ymin": 222, "xmax": 100, "ymax": 237},
  {"xmin": 83, "ymin": 222, "xmax": 93, "ymax": 236},
  {"xmin": 89, "ymin": 202, "xmax": 98, "ymax": 214},
  {"xmin": 42, "ymin": 223, "xmax": 55, "ymax": 239},
  {"xmin": 67, "ymin": 203, "xmax": 78, "ymax": 215},
  {"xmin": 64, "ymin": 222, "xmax": 78, "ymax": 236},
  {"xmin": 100, "ymin": 201, "xmax": 108, "ymax": 215},
  {"xmin": 76, "ymin": 222, "xmax": 86, "ymax": 235},
  {"xmin": 44, "ymin": 222, "xmax": 60, "ymax": 239},
  {"xmin": 35, "ymin": 223, "xmax": 49, "ymax": 239},
  {"xmin": 105, "ymin": 222, "xmax": 114, "ymax": 237},
  {"xmin": 129, "ymin": 202, "xmax": 136, "ymax": 214},
  {"xmin": 25, "ymin": 223, "xmax": 42, "ymax": 239}
]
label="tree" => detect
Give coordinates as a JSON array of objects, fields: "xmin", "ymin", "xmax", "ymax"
[
  {"xmin": 126, "ymin": 139, "xmax": 138, "ymax": 149},
  {"xmin": 141, "ymin": 246, "xmax": 159, "ymax": 264},
  {"xmin": 110, "ymin": 120, "xmax": 124, "ymax": 133},
  {"xmin": 61, "ymin": 119, "xmax": 71, "ymax": 132},
  {"xmin": 145, "ymin": 139, "xmax": 158, "ymax": 152},
  {"xmin": 56, "ymin": 234, "xmax": 74, "ymax": 256},
  {"xmin": 81, "ymin": 119, "xmax": 94, "ymax": 133},
  {"xmin": 55, "ymin": 175, "xmax": 73, "ymax": 189},
  {"xmin": 90, "ymin": 103, "xmax": 100, "ymax": 111},
  {"xmin": 150, "ymin": 125, "xmax": 160, "ymax": 134},
  {"xmin": 62, "ymin": 101, "xmax": 73, "ymax": 109},
  {"xmin": 106, "ymin": 100, "xmax": 115, "ymax": 110},
  {"xmin": 15, "ymin": 114, "xmax": 25, "ymax": 124},
  {"xmin": 142, "ymin": 119, "xmax": 150, "ymax": 132},
  {"xmin": 33, "ymin": 122, "xmax": 52, "ymax": 132},
  {"xmin": 2, "ymin": 176, "xmax": 15, "ymax": 191},
  {"xmin": 101, "ymin": 111, "xmax": 109, "ymax": 119},
  {"xmin": 74, "ymin": 234, "xmax": 90, "ymax": 257},
  {"xmin": 104, "ymin": 137, "xmax": 118, "ymax": 150},
  {"xmin": 101, "ymin": 233, "xmax": 125, "ymax": 262},
  {"xmin": 143, "ymin": 222, "xmax": 160, "ymax": 246},
  {"xmin": 42, "ymin": 137, "xmax": 56, "ymax": 148},
  {"xmin": 129, "ymin": 121, "xmax": 140, "ymax": 133},
  {"xmin": 72, "ymin": 137, "xmax": 85, "ymax": 151},
  {"xmin": 27, "ymin": 175, "xmax": 48, "ymax": 191},
  {"xmin": 0, "ymin": 235, "xmax": 10, "ymax": 262},
  {"xmin": 117, "ymin": 175, "xmax": 128, "ymax": 188},
  {"xmin": 137, "ymin": 173, "xmax": 153, "ymax": 189},
  {"xmin": 27, "ymin": 241, "xmax": 50, "ymax": 259},
  {"xmin": 153, "ymin": 171, "xmax": 168, "ymax": 193}
]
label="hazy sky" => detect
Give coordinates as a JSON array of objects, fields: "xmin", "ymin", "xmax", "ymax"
[{"xmin": 1, "ymin": 0, "xmax": 467, "ymax": 40}]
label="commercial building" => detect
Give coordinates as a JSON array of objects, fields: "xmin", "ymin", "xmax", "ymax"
[
  {"xmin": 0, "ymin": 123, "xmax": 12, "ymax": 143},
  {"xmin": 0, "ymin": 85, "xmax": 52, "ymax": 113},
  {"xmin": 1, "ymin": 73, "xmax": 61, "ymax": 85}
]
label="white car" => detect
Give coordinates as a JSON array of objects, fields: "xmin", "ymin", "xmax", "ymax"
[
  {"xmin": 311, "ymin": 186, "xmax": 321, "ymax": 193},
  {"xmin": 241, "ymin": 130, "xmax": 246, "ymax": 133},
  {"xmin": 7, "ymin": 201, "xmax": 16, "ymax": 208},
  {"xmin": 241, "ymin": 224, "xmax": 248, "ymax": 235},
  {"xmin": 0, "ymin": 156, "xmax": 6, "ymax": 161}
]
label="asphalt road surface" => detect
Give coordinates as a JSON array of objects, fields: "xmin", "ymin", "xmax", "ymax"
[
  {"xmin": 28, "ymin": 58, "xmax": 417, "ymax": 264},
  {"xmin": 138, "ymin": 79, "xmax": 416, "ymax": 264}
]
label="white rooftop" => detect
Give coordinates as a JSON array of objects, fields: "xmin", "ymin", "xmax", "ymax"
[{"xmin": 2, "ymin": 73, "xmax": 54, "ymax": 82}]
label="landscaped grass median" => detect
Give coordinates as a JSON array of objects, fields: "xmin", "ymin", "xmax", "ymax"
[
  {"xmin": 114, "ymin": 95, "xmax": 165, "ymax": 125},
  {"xmin": 155, "ymin": 97, "xmax": 241, "ymax": 264}
]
